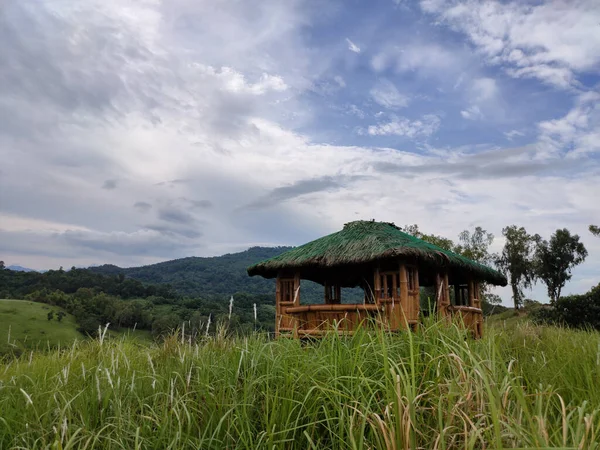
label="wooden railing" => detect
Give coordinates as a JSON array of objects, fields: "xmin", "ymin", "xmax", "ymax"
[
  {"xmin": 448, "ymin": 306, "xmax": 483, "ymax": 338},
  {"xmin": 280, "ymin": 304, "xmax": 382, "ymax": 337}
]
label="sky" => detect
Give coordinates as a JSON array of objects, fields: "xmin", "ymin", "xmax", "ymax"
[{"xmin": 1, "ymin": 0, "xmax": 599, "ymax": 304}]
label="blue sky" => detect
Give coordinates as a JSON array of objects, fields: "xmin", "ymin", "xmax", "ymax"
[{"xmin": 1, "ymin": 0, "xmax": 599, "ymax": 304}]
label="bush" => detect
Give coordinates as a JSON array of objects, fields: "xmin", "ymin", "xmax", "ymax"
[{"xmin": 531, "ymin": 283, "xmax": 600, "ymax": 329}]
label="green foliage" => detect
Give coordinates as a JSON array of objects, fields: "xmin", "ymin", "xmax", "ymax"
[
  {"xmin": 90, "ymin": 247, "xmax": 292, "ymax": 297},
  {"xmin": 535, "ymin": 228, "xmax": 588, "ymax": 303},
  {"xmin": 455, "ymin": 226, "xmax": 496, "ymax": 266},
  {"xmin": 400, "ymin": 224, "xmax": 456, "ymax": 251},
  {"xmin": 590, "ymin": 225, "xmax": 600, "ymax": 237},
  {"xmin": 531, "ymin": 283, "xmax": 600, "ymax": 330},
  {"xmin": 47, "ymin": 310, "xmax": 54, "ymax": 321},
  {"xmin": 0, "ymin": 266, "xmax": 177, "ymax": 300},
  {"xmin": 496, "ymin": 225, "xmax": 538, "ymax": 310},
  {"xmin": 2, "ymin": 323, "xmax": 600, "ymax": 448}
]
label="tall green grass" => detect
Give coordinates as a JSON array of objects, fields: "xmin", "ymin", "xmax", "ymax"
[{"xmin": 1, "ymin": 320, "xmax": 599, "ymax": 449}]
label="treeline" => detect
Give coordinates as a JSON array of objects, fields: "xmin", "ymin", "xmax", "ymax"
[
  {"xmin": 0, "ymin": 267, "xmax": 275, "ymax": 337},
  {"xmin": 0, "ymin": 266, "xmax": 177, "ymax": 300},
  {"xmin": 20, "ymin": 288, "xmax": 275, "ymax": 338},
  {"xmin": 403, "ymin": 223, "xmax": 600, "ymax": 329}
]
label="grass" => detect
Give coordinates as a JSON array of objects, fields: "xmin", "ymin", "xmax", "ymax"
[
  {"xmin": 0, "ymin": 299, "xmax": 83, "ymax": 356},
  {"xmin": 1, "ymin": 319, "xmax": 600, "ymax": 449}
]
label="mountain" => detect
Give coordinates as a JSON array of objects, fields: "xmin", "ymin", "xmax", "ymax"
[
  {"xmin": 7, "ymin": 265, "xmax": 38, "ymax": 272},
  {"xmin": 89, "ymin": 246, "xmax": 362, "ymax": 302},
  {"xmin": 89, "ymin": 247, "xmax": 293, "ymax": 297}
]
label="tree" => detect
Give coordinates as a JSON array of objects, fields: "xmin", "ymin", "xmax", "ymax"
[
  {"xmin": 47, "ymin": 311, "xmax": 54, "ymax": 321},
  {"xmin": 455, "ymin": 227, "xmax": 495, "ymax": 265},
  {"xmin": 535, "ymin": 228, "xmax": 588, "ymax": 303},
  {"xmin": 401, "ymin": 224, "xmax": 455, "ymax": 251},
  {"xmin": 56, "ymin": 311, "xmax": 66, "ymax": 322},
  {"xmin": 496, "ymin": 226, "xmax": 538, "ymax": 310},
  {"xmin": 590, "ymin": 225, "xmax": 600, "ymax": 237}
]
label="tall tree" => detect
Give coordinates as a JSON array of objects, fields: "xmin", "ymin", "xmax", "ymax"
[
  {"xmin": 496, "ymin": 225, "xmax": 538, "ymax": 310},
  {"xmin": 401, "ymin": 224, "xmax": 455, "ymax": 251},
  {"xmin": 535, "ymin": 228, "xmax": 588, "ymax": 303},
  {"xmin": 590, "ymin": 225, "xmax": 600, "ymax": 237},
  {"xmin": 455, "ymin": 227, "xmax": 495, "ymax": 265}
]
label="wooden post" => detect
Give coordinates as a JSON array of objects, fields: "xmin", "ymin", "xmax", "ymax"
[
  {"xmin": 398, "ymin": 264, "xmax": 409, "ymax": 330},
  {"xmin": 275, "ymin": 275, "xmax": 282, "ymax": 338},
  {"xmin": 436, "ymin": 273, "xmax": 451, "ymax": 320}
]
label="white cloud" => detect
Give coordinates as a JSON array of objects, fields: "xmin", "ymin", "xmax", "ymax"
[
  {"xmin": 346, "ymin": 38, "xmax": 361, "ymax": 53},
  {"xmin": 367, "ymin": 114, "xmax": 441, "ymax": 138},
  {"xmin": 371, "ymin": 42, "xmax": 464, "ymax": 75},
  {"xmin": 538, "ymin": 91, "xmax": 600, "ymax": 157},
  {"xmin": 420, "ymin": 0, "xmax": 600, "ymax": 88},
  {"xmin": 333, "ymin": 75, "xmax": 346, "ymax": 88},
  {"xmin": 370, "ymin": 79, "xmax": 409, "ymax": 109},
  {"xmin": 504, "ymin": 130, "xmax": 525, "ymax": 141},
  {"xmin": 460, "ymin": 106, "xmax": 483, "ymax": 121}
]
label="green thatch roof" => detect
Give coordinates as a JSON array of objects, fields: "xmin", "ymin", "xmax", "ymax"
[{"xmin": 247, "ymin": 220, "xmax": 507, "ymax": 286}]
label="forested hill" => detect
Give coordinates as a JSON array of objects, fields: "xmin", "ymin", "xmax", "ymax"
[{"xmin": 89, "ymin": 246, "xmax": 293, "ymax": 297}]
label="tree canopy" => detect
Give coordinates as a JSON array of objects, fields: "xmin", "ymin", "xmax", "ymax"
[
  {"xmin": 535, "ymin": 229, "xmax": 588, "ymax": 303},
  {"xmin": 496, "ymin": 226, "xmax": 538, "ymax": 310}
]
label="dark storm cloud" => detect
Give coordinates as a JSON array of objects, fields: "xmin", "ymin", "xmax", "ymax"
[
  {"xmin": 102, "ymin": 179, "xmax": 118, "ymax": 190},
  {"xmin": 243, "ymin": 175, "xmax": 368, "ymax": 210},
  {"xmin": 133, "ymin": 201, "xmax": 153, "ymax": 212},
  {"xmin": 372, "ymin": 146, "xmax": 588, "ymax": 179},
  {"xmin": 179, "ymin": 197, "xmax": 213, "ymax": 209},
  {"xmin": 144, "ymin": 224, "xmax": 202, "ymax": 239},
  {"xmin": 157, "ymin": 206, "xmax": 196, "ymax": 225}
]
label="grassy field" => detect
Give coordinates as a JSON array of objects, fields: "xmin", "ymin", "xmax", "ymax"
[
  {"xmin": 0, "ymin": 299, "xmax": 83, "ymax": 355},
  {"xmin": 0, "ymin": 299, "xmax": 153, "ymax": 357},
  {"xmin": 1, "ymin": 319, "xmax": 600, "ymax": 449}
]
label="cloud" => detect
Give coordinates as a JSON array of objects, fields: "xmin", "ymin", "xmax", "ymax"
[
  {"xmin": 371, "ymin": 42, "xmax": 464, "ymax": 76},
  {"xmin": 102, "ymin": 179, "xmax": 118, "ymax": 190},
  {"xmin": 370, "ymin": 79, "xmax": 409, "ymax": 109},
  {"xmin": 461, "ymin": 106, "xmax": 484, "ymax": 121},
  {"xmin": 133, "ymin": 201, "xmax": 152, "ymax": 212},
  {"xmin": 420, "ymin": 0, "xmax": 600, "ymax": 88},
  {"xmin": 538, "ymin": 91, "xmax": 600, "ymax": 157},
  {"xmin": 366, "ymin": 114, "xmax": 441, "ymax": 138},
  {"xmin": 346, "ymin": 38, "xmax": 361, "ymax": 53},
  {"xmin": 244, "ymin": 175, "xmax": 365, "ymax": 210},
  {"xmin": 157, "ymin": 207, "xmax": 196, "ymax": 225},
  {"xmin": 504, "ymin": 130, "xmax": 525, "ymax": 141}
]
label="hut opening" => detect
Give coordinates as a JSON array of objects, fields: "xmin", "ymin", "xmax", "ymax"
[{"xmin": 247, "ymin": 220, "xmax": 507, "ymax": 338}]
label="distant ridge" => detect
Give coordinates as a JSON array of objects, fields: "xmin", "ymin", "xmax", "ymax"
[
  {"xmin": 88, "ymin": 246, "xmax": 363, "ymax": 302},
  {"xmin": 89, "ymin": 247, "xmax": 294, "ymax": 297},
  {"xmin": 7, "ymin": 265, "xmax": 39, "ymax": 273}
]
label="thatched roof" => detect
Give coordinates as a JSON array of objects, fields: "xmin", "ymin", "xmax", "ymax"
[{"xmin": 247, "ymin": 220, "xmax": 507, "ymax": 286}]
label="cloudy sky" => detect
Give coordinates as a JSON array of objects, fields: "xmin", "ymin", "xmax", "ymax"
[{"xmin": 1, "ymin": 0, "xmax": 599, "ymax": 303}]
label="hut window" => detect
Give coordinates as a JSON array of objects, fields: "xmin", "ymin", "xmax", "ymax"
[
  {"xmin": 280, "ymin": 278, "xmax": 296, "ymax": 303},
  {"xmin": 379, "ymin": 272, "xmax": 400, "ymax": 299},
  {"xmin": 325, "ymin": 283, "xmax": 341, "ymax": 304},
  {"xmin": 455, "ymin": 285, "xmax": 469, "ymax": 306},
  {"xmin": 406, "ymin": 266, "xmax": 417, "ymax": 292}
]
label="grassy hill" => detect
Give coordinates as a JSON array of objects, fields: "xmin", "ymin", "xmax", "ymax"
[{"xmin": 0, "ymin": 299, "xmax": 83, "ymax": 355}]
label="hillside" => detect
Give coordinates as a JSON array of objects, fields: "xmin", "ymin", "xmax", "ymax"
[
  {"xmin": 90, "ymin": 246, "xmax": 291, "ymax": 297},
  {"xmin": 0, "ymin": 299, "xmax": 83, "ymax": 355},
  {"xmin": 89, "ymin": 246, "xmax": 363, "ymax": 302}
]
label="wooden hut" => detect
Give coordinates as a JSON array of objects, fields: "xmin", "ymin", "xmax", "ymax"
[{"xmin": 247, "ymin": 221, "xmax": 507, "ymax": 338}]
